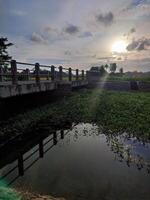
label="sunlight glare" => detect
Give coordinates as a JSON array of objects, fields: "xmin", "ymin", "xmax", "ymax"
[{"xmin": 112, "ymin": 40, "xmax": 127, "ymax": 53}]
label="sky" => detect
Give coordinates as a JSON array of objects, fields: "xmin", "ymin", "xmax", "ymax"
[{"xmin": 0, "ymin": 0, "xmax": 150, "ymax": 71}]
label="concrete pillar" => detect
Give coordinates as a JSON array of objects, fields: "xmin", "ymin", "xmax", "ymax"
[
  {"xmin": 51, "ymin": 65, "xmax": 55, "ymax": 81},
  {"xmin": 35, "ymin": 63, "xmax": 40, "ymax": 84},
  {"xmin": 25, "ymin": 68, "xmax": 29, "ymax": 81},
  {"xmin": 59, "ymin": 66, "xmax": 63, "ymax": 81},
  {"xmin": 86, "ymin": 70, "xmax": 88, "ymax": 80},
  {"xmin": 53, "ymin": 132, "xmax": 57, "ymax": 145},
  {"xmin": 0, "ymin": 66, "xmax": 3, "ymax": 82},
  {"xmin": 82, "ymin": 70, "xmax": 84, "ymax": 80},
  {"xmin": 76, "ymin": 69, "xmax": 79, "ymax": 81},
  {"xmin": 11, "ymin": 60, "xmax": 18, "ymax": 84},
  {"xmin": 39, "ymin": 140, "xmax": 44, "ymax": 158},
  {"xmin": 60, "ymin": 130, "xmax": 64, "ymax": 139},
  {"xmin": 47, "ymin": 71, "xmax": 50, "ymax": 80},
  {"xmin": 69, "ymin": 68, "xmax": 72, "ymax": 81},
  {"xmin": 18, "ymin": 154, "xmax": 24, "ymax": 176}
]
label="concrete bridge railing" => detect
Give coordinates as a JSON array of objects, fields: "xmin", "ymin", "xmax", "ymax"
[
  {"xmin": 0, "ymin": 60, "xmax": 86, "ymax": 84},
  {"xmin": 0, "ymin": 60, "xmax": 88, "ymax": 98}
]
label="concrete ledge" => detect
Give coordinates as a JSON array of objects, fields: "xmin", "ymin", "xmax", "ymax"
[
  {"xmin": 0, "ymin": 81, "xmax": 56, "ymax": 98},
  {"xmin": 0, "ymin": 80, "xmax": 89, "ymax": 98}
]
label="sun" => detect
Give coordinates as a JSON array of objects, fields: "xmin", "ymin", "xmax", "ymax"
[{"xmin": 112, "ymin": 40, "xmax": 127, "ymax": 53}]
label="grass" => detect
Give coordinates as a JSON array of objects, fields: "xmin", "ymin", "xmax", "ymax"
[{"xmin": 0, "ymin": 89, "xmax": 150, "ymax": 142}]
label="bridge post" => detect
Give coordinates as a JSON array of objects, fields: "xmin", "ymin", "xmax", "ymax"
[
  {"xmin": 18, "ymin": 154, "xmax": 24, "ymax": 176},
  {"xmin": 69, "ymin": 68, "xmax": 72, "ymax": 81},
  {"xmin": 25, "ymin": 68, "xmax": 29, "ymax": 81},
  {"xmin": 0, "ymin": 66, "xmax": 3, "ymax": 82},
  {"xmin": 51, "ymin": 65, "xmax": 55, "ymax": 81},
  {"xmin": 39, "ymin": 139, "xmax": 44, "ymax": 158},
  {"xmin": 76, "ymin": 69, "xmax": 79, "ymax": 81},
  {"xmin": 47, "ymin": 71, "xmax": 50, "ymax": 80},
  {"xmin": 53, "ymin": 132, "xmax": 57, "ymax": 145},
  {"xmin": 82, "ymin": 70, "xmax": 84, "ymax": 80},
  {"xmin": 11, "ymin": 60, "xmax": 18, "ymax": 84},
  {"xmin": 59, "ymin": 66, "xmax": 63, "ymax": 81},
  {"xmin": 35, "ymin": 63, "xmax": 40, "ymax": 84},
  {"xmin": 86, "ymin": 70, "xmax": 88, "ymax": 80},
  {"xmin": 60, "ymin": 130, "xmax": 64, "ymax": 139}
]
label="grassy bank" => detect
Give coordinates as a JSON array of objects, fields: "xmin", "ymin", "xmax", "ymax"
[
  {"xmin": 0, "ymin": 186, "xmax": 65, "ymax": 200},
  {"xmin": 0, "ymin": 89, "xmax": 150, "ymax": 141}
]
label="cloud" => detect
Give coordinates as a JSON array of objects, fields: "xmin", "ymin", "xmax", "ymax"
[
  {"xmin": 11, "ymin": 10, "xmax": 27, "ymax": 16},
  {"xmin": 64, "ymin": 50, "xmax": 72, "ymax": 55},
  {"xmin": 79, "ymin": 31, "xmax": 93, "ymax": 38},
  {"xmin": 30, "ymin": 32, "xmax": 47, "ymax": 44},
  {"xmin": 43, "ymin": 26, "xmax": 59, "ymax": 35},
  {"xmin": 130, "ymin": 28, "xmax": 136, "ymax": 33},
  {"xmin": 132, "ymin": 0, "xmax": 149, "ymax": 7},
  {"xmin": 126, "ymin": 37, "xmax": 150, "ymax": 51},
  {"xmin": 96, "ymin": 12, "xmax": 114, "ymax": 26},
  {"xmin": 64, "ymin": 24, "xmax": 80, "ymax": 35},
  {"xmin": 124, "ymin": 0, "xmax": 150, "ymax": 11},
  {"xmin": 97, "ymin": 56, "xmax": 115, "ymax": 60},
  {"xmin": 124, "ymin": 28, "xmax": 136, "ymax": 39}
]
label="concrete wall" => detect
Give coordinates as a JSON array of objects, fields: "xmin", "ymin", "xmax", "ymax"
[
  {"xmin": 138, "ymin": 81, "xmax": 150, "ymax": 91},
  {"xmin": 97, "ymin": 81, "xmax": 131, "ymax": 91},
  {"xmin": 90, "ymin": 81, "xmax": 150, "ymax": 92}
]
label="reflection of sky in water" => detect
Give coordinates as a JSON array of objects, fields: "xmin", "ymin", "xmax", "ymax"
[
  {"xmin": 0, "ymin": 123, "xmax": 150, "ymax": 200},
  {"xmin": 120, "ymin": 133, "xmax": 150, "ymax": 160}
]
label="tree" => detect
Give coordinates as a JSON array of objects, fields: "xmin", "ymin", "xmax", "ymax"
[
  {"xmin": 0, "ymin": 37, "xmax": 13, "ymax": 67},
  {"xmin": 104, "ymin": 64, "xmax": 109, "ymax": 71},
  {"xmin": 119, "ymin": 67, "xmax": 123, "ymax": 74},
  {"xmin": 90, "ymin": 65, "xmax": 107, "ymax": 75},
  {"xmin": 110, "ymin": 63, "xmax": 117, "ymax": 73},
  {"xmin": 99, "ymin": 65, "xmax": 107, "ymax": 75}
]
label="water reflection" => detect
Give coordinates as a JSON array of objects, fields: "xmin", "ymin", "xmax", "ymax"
[
  {"xmin": 70, "ymin": 124, "xmax": 150, "ymax": 174},
  {"xmin": 105, "ymin": 131, "xmax": 150, "ymax": 173},
  {"xmin": 0, "ymin": 125, "xmax": 72, "ymax": 186},
  {"xmin": 0, "ymin": 123, "xmax": 150, "ymax": 200}
]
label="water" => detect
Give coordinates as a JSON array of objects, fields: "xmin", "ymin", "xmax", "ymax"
[{"xmin": 0, "ymin": 123, "xmax": 150, "ymax": 200}]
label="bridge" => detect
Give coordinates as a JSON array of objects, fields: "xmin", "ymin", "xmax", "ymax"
[{"xmin": 0, "ymin": 60, "xmax": 88, "ymax": 98}]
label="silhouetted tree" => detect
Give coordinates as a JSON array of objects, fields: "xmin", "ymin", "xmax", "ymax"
[
  {"xmin": 110, "ymin": 63, "xmax": 117, "ymax": 73},
  {"xmin": 119, "ymin": 67, "xmax": 123, "ymax": 74},
  {"xmin": 105, "ymin": 64, "xmax": 109, "ymax": 68},
  {"xmin": 0, "ymin": 37, "xmax": 13, "ymax": 69},
  {"xmin": 90, "ymin": 65, "xmax": 107, "ymax": 76}
]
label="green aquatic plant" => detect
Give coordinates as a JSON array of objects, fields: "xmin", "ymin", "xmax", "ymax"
[
  {"xmin": 0, "ymin": 181, "xmax": 21, "ymax": 200},
  {"xmin": 0, "ymin": 89, "xmax": 150, "ymax": 143}
]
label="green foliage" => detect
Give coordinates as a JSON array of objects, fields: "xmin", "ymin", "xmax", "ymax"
[{"xmin": 0, "ymin": 90, "xmax": 150, "ymax": 141}]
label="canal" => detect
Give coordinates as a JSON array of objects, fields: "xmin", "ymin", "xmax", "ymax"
[{"xmin": 0, "ymin": 123, "xmax": 150, "ymax": 200}]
